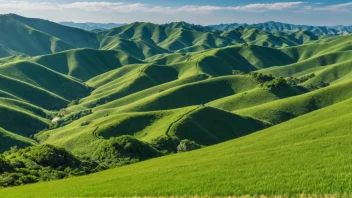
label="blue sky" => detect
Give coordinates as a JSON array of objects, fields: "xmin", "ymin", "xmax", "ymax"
[{"xmin": 1, "ymin": 0, "xmax": 352, "ymax": 25}]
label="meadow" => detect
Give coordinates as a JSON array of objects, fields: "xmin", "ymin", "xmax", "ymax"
[{"xmin": 0, "ymin": 14, "xmax": 351, "ymax": 197}]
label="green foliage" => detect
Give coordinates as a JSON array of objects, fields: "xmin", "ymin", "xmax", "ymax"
[
  {"xmin": 250, "ymin": 72, "xmax": 275, "ymax": 84},
  {"xmin": 0, "ymin": 145, "xmax": 99, "ymax": 188},
  {"xmin": 250, "ymin": 72, "xmax": 289, "ymax": 89},
  {"xmin": 262, "ymin": 77, "xmax": 288, "ymax": 89},
  {"xmin": 91, "ymin": 136, "xmax": 163, "ymax": 168},
  {"xmin": 306, "ymin": 81, "xmax": 330, "ymax": 90},
  {"xmin": 24, "ymin": 144, "xmax": 80, "ymax": 168},
  {"xmin": 177, "ymin": 139, "xmax": 202, "ymax": 153},
  {"xmin": 287, "ymin": 73, "xmax": 316, "ymax": 86},
  {"xmin": 151, "ymin": 135, "xmax": 181, "ymax": 153},
  {"xmin": 0, "ymin": 156, "xmax": 13, "ymax": 174}
]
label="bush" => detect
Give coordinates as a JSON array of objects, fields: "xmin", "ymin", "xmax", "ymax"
[
  {"xmin": 0, "ymin": 173, "xmax": 18, "ymax": 187},
  {"xmin": 92, "ymin": 136, "xmax": 162, "ymax": 167},
  {"xmin": 27, "ymin": 145, "xmax": 80, "ymax": 168},
  {"xmin": 287, "ymin": 73, "xmax": 315, "ymax": 86},
  {"xmin": 250, "ymin": 72, "xmax": 289, "ymax": 89},
  {"xmin": 262, "ymin": 77, "xmax": 288, "ymax": 89},
  {"xmin": 177, "ymin": 139, "xmax": 202, "ymax": 153},
  {"xmin": 151, "ymin": 135, "xmax": 180, "ymax": 153},
  {"xmin": 0, "ymin": 145, "xmax": 100, "ymax": 188},
  {"xmin": 250, "ymin": 72, "xmax": 274, "ymax": 83},
  {"xmin": 0, "ymin": 156, "xmax": 12, "ymax": 173},
  {"xmin": 306, "ymin": 81, "xmax": 330, "ymax": 90}
]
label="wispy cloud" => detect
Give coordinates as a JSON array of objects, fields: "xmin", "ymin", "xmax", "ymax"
[
  {"xmin": 0, "ymin": 1, "xmax": 58, "ymax": 11},
  {"xmin": 0, "ymin": 1, "xmax": 305, "ymax": 13},
  {"xmin": 316, "ymin": 2, "xmax": 352, "ymax": 12},
  {"xmin": 298, "ymin": 2, "xmax": 352, "ymax": 12},
  {"xmin": 175, "ymin": 2, "xmax": 304, "ymax": 13}
]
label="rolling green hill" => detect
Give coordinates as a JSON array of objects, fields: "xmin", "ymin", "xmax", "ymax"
[
  {"xmin": 2, "ymin": 92, "xmax": 352, "ymax": 197},
  {"xmin": 0, "ymin": 128, "xmax": 37, "ymax": 153},
  {"xmin": 0, "ymin": 15, "xmax": 74, "ymax": 57},
  {"xmin": 1, "ymin": 14, "xmax": 322, "ymax": 60},
  {"xmin": 0, "ymin": 14, "xmax": 352, "ymax": 196},
  {"xmin": 31, "ymin": 48, "xmax": 142, "ymax": 80}
]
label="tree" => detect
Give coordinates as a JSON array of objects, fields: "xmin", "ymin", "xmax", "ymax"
[{"xmin": 177, "ymin": 139, "xmax": 202, "ymax": 153}]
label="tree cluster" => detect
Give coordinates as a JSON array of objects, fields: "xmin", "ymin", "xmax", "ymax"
[{"xmin": 0, "ymin": 145, "xmax": 101, "ymax": 188}]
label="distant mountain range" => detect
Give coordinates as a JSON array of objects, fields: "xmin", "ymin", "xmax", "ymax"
[
  {"xmin": 59, "ymin": 21, "xmax": 352, "ymax": 37},
  {"xmin": 0, "ymin": 14, "xmax": 322, "ymax": 60},
  {"xmin": 208, "ymin": 21, "xmax": 352, "ymax": 36},
  {"xmin": 59, "ymin": 21, "xmax": 125, "ymax": 31}
]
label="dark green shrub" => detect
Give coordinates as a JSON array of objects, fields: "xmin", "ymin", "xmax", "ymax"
[
  {"xmin": 18, "ymin": 175, "xmax": 38, "ymax": 185},
  {"xmin": 26, "ymin": 145, "xmax": 80, "ymax": 168},
  {"xmin": 0, "ymin": 173, "xmax": 18, "ymax": 187},
  {"xmin": 92, "ymin": 136, "xmax": 162, "ymax": 167},
  {"xmin": 250, "ymin": 72, "xmax": 274, "ymax": 83},
  {"xmin": 287, "ymin": 73, "xmax": 315, "ymax": 86},
  {"xmin": 262, "ymin": 77, "xmax": 288, "ymax": 89},
  {"xmin": 0, "ymin": 145, "xmax": 100, "ymax": 188},
  {"xmin": 177, "ymin": 139, "xmax": 202, "ymax": 153},
  {"xmin": 0, "ymin": 156, "xmax": 13, "ymax": 173},
  {"xmin": 151, "ymin": 135, "xmax": 180, "ymax": 153}
]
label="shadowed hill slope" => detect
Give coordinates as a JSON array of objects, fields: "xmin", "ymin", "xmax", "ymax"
[
  {"xmin": 0, "ymin": 128, "xmax": 37, "ymax": 153},
  {"xmin": 6, "ymin": 14, "xmax": 101, "ymax": 49},
  {"xmin": 31, "ymin": 48, "xmax": 142, "ymax": 80},
  {"xmin": 0, "ymin": 15, "xmax": 74, "ymax": 57},
  {"xmin": 236, "ymin": 80, "xmax": 352, "ymax": 125}
]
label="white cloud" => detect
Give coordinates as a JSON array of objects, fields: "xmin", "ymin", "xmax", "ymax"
[
  {"xmin": 0, "ymin": 1, "xmax": 305, "ymax": 13},
  {"xmin": 316, "ymin": 2, "xmax": 352, "ymax": 12},
  {"xmin": 0, "ymin": 0, "xmax": 59, "ymax": 11},
  {"xmin": 176, "ymin": 2, "xmax": 304, "ymax": 13},
  {"xmin": 298, "ymin": 2, "xmax": 352, "ymax": 12}
]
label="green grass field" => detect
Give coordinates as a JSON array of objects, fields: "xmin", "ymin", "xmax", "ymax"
[
  {"xmin": 2, "ymin": 96, "xmax": 352, "ymax": 197},
  {"xmin": 0, "ymin": 14, "xmax": 352, "ymax": 197}
]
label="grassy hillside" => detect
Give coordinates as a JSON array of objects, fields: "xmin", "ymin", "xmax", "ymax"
[
  {"xmin": 7, "ymin": 14, "xmax": 100, "ymax": 49},
  {"xmin": 2, "ymin": 94, "xmax": 352, "ymax": 197},
  {"xmin": 0, "ymin": 73, "xmax": 68, "ymax": 109},
  {"xmin": 1, "ymin": 14, "xmax": 352, "ymax": 195},
  {"xmin": 32, "ymin": 48, "xmax": 142, "ymax": 81},
  {"xmin": 236, "ymin": 80, "xmax": 352, "ymax": 125},
  {"xmin": 0, "ymin": 61, "xmax": 91, "ymax": 100},
  {"xmin": 0, "ymin": 15, "xmax": 74, "ymax": 57},
  {"xmin": 0, "ymin": 128, "xmax": 37, "ymax": 153},
  {"xmin": 94, "ymin": 75, "xmax": 259, "ymax": 112},
  {"xmin": 208, "ymin": 86, "xmax": 304, "ymax": 112},
  {"xmin": 0, "ymin": 101, "xmax": 49, "ymax": 137},
  {"xmin": 104, "ymin": 22, "xmax": 321, "ymax": 53},
  {"xmin": 1, "ymin": 14, "xmax": 322, "ymax": 61},
  {"xmin": 32, "ymin": 75, "xmax": 264, "ymax": 159}
]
